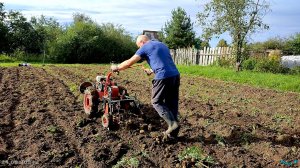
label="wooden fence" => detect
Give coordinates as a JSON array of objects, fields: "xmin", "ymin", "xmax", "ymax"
[{"xmin": 170, "ymin": 47, "xmax": 235, "ymax": 65}]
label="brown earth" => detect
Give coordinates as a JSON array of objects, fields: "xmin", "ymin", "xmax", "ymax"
[{"xmin": 0, "ymin": 65, "xmax": 299, "ymax": 168}]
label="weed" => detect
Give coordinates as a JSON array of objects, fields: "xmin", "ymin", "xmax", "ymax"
[
  {"xmin": 272, "ymin": 113, "xmax": 292, "ymax": 124},
  {"xmin": 112, "ymin": 156, "xmax": 139, "ymax": 168},
  {"xmin": 178, "ymin": 146, "xmax": 215, "ymax": 167},
  {"xmin": 251, "ymin": 107, "xmax": 261, "ymax": 116},
  {"xmin": 94, "ymin": 134, "xmax": 102, "ymax": 142},
  {"xmin": 69, "ymin": 84, "xmax": 78, "ymax": 94},
  {"xmin": 140, "ymin": 151, "xmax": 149, "ymax": 158},
  {"xmin": 47, "ymin": 125, "xmax": 59, "ymax": 134},
  {"xmin": 240, "ymin": 132, "xmax": 252, "ymax": 145},
  {"xmin": 215, "ymin": 135, "xmax": 226, "ymax": 146}
]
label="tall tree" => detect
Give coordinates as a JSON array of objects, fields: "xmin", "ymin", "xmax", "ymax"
[
  {"xmin": 0, "ymin": 2, "xmax": 8, "ymax": 53},
  {"xmin": 161, "ymin": 7, "xmax": 195, "ymax": 49},
  {"xmin": 30, "ymin": 15, "xmax": 63, "ymax": 62},
  {"xmin": 197, "ymin": 0, "xmax": 270, "ymax": 69},
  {"xmin": 6, "ymin": 10, "xmax": 41, "ymax": 53}
]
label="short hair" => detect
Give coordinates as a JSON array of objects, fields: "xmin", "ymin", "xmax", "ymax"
[{"xmin": 136, "ymin": 35, "xmax": 150, "ymax": 43}]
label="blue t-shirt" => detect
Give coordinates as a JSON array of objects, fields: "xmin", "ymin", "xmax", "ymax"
[{"xmin": 135, "ymin": 40, "xmax": 179, "ymax": 80}]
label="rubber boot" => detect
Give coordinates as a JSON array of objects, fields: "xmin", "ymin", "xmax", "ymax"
[
  {"xmin": 162, "ymin": 112, "xmax": 178, "ymax": 136},
  {"xmin": 170, "ymin": 124, "xmax": 180, "ymax": 138}
]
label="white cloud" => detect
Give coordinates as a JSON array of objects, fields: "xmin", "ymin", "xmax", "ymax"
[
  {"xmin": 3, "ymin": 0, "xmax": 199, "ymax": 34},
  {"xmin": 2, "ymin": 0, "xmax": 300, "ymax": 46}
]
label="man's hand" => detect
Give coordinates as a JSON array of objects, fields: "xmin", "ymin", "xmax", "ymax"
[
  {"xmin": 111, "ymin": 65, "xmax": 119, "ymax": 72},
  {"xmin": 143, "ymin": 68, "xmax": 153, "ymax": 76}
]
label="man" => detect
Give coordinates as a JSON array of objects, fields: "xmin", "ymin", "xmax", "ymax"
[{"xmin": 111, "ymin": 35, "xmax": 180, "ymax": 138}]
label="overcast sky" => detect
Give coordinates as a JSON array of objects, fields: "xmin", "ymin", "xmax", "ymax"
[{"xmin": 2, "ymin": 0, "xmax": 300, "ymax": 47}]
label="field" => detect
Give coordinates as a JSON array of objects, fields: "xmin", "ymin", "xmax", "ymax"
[{"xmin": 0, "ymin": 64, "xmax": 299, "ymax": 167}]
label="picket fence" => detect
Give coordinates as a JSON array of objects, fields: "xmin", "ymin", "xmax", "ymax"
[{"xmin": 170, "ymin": 47, "xmax": 235, "ymax": 65}]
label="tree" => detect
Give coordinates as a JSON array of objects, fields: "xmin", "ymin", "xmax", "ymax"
[
  {"xmin": 201, "ymin": 41, "xmax": 210, "ymax": 49},
  {"xmin": 100, "ymin": 23, "xmax": 137, "ymax": 62},
  {"xmin": 217, "ymin": 39, "xmax": 228, "ymax": 47},
  {"xmin": 6, "ymin": 10, "xmax": 41, "ymax": 54},
  {"xmin": 161, "ymin": 7, "xmax": 195, "ymax": 49},
  {"xmin": 50, "ymin": 15, "xmax": 136, "ymax": 63},
  {"xmin": 197, "ymin": 0, "xmax": 270, "ymax": 70},
  {"xmin": 286, "ymin": 33, "xmax": 300, "ymax": 55},
  {"xmin": 193, "ymin": 37, "xmax": 202, "ymax": 49},
  {"xmin": 30, "ymin": 15, "xmax": 63, "ymax": 62},
  {"xmin": 50, "ymin": 18, "xmax": 104, "ymax": 63},
  {"xmin": 0, "ymin": 2, "xmax": 8, "ymax": 53}
]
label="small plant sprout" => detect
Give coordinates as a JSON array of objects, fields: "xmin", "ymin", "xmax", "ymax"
[
  {"xmin": 112, "ymin": 156, "xmax": 139, "ymax": 168},
  {"xmin": 178, "ymin": 146, "xmax": 215, "ymax": 167}
]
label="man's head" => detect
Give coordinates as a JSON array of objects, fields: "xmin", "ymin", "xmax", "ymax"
[{"xmin": 136, "ymin": 35, "xmax": 150, "ymax": 48}]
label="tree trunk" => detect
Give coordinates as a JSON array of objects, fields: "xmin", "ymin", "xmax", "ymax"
[{"xmin": 235, "ymin": 34, "xmax": 243, "ymax": 72}]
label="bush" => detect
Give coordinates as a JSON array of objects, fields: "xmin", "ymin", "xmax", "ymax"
[
  {"xmin": 242, "ymin": 58, "xmax": 257, "ymax": 70},
  {"xmin": 268, "ymin": 49, "xmax": 281, "ymax": 61},
  {"xmin": 254, "ymin": 58, "xmax": 289, "ymax": 74},
  {"xmin": 11, "ymin": 49, "xmax": 43, "ymax": 63},
  {"xmin": 289, "ymin": 66, "xmax": 300, "ymax": 75},
  {"xmin": 216, "ymin": 57, "xmax": 235, "ymax": 68},
  {"xmin": 0, "ymin": 54, "xmax": 17, "ymax": 62}
]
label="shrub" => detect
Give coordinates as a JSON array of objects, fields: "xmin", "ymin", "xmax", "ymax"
[
  {"xmin": 268, "ymin": 49, "xmax": 281, "ymax": 61},
  {"xmin": 0, "ymin": 54, "xmax": 17, "ymax": 62},
  {"xmin": 216, "ymin": 57, "xmax": 235, "ymax": 68},
  {"xmin": 242, "ymin": 58, "xmax": 257, "ymax": 70},
  {"xmin": 254, "ymin": 58, "xmax": 289, "ymax": 74},
  {"xmin": 289, "ymin": 66, "xmax": 300, "ymax": 75}
]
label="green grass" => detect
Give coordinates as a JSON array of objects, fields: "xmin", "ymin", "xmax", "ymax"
[
  {"xmin": 178, "ymin": 65, "xmax": 300, "ymax": 93},
  {"xmin": 0, "ymin": 62, "xmax": 46, "ymax": 67}
]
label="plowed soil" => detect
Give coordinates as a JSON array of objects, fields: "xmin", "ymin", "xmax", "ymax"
[{"xmin": 0, "ymin": 65, "xmax": 299, "ymax": 168}]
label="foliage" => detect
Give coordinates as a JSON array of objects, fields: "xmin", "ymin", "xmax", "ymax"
[
  {"xmin": 0, "ymin": 54, "xmax": 18, "ymax": 62},
  {"xmin": 161, "ymin": 7, "xmax": 195, "ymax": 49},
  {"xmin": 247, "ymin": 33, "xmax": 300, "ymax": 56},
  {"xmin": 285, "ymin": 33, "xmax": 300, "ymax": 55},
  {"xmin": 178, "ymin": 146, "xmax": 215, "ymax": 166},
  {"xmin": 289, "ymin": 66, "xmax": 300, "ymax": 75},
  {"xmin": 112, "ymin": 156, "xmax": 139, "ymax": 168},
  {"xmin": 178, "ymin": 146, "xmax": 203, "ymax": 161},
  {"xmin": 0, "ymin": 2, "xmax": 8, "ymax": 53},
  {"xmin": 217, "ymin": 39, "xmax": 229, "ymax": 47},
  {"xmin": 30, "ymin": 15, "xmax": 63, "ymax": 55},
  {"xmin": 254, "ymin": 58, "xmax": 289, "ymax": 74},
  {"xmin": 193, "ymin": 37, "xmax": 202, "ymax": 49},
  {"xmin": 242, "ymin": 57, "xmax": 257, "ymax": 70},
  {"xmin": 268, "ymin": 50, "xmax": 281, "ymax": 61},
  {"xmin": 49, "ymin": 18, "xmax": 105, "ymax": 63},
  {"xmin": 49, "ymin": 15, "xmax": 136, "ymax": 63},
  {"xmin": 200, "ymin": 40, "xmax": 210, "ymax": 49},
  {"xmin": 47, "ymin": 125, "xmax": 59, "ymax": 134},
  {"xmin": 197, "ymin": 0, "xmax": 270, "ymax": 65},
  {"xmin": 262, "ymin": 37, "xmax": 285, "ymax": 50},
  {"xmin": 100, "ymin": 23, "xmax": 137, "ymax": 62},
  {"xmin": 216, "ymin": 57, "xmax": 235, "ymax": 68},
  {"xmin": 0, "ymin": 3, "xmax": 136, "ymax": 63},
  {"xmin": 6, "ymin": 11, "xmax": 43, "ymax": 54},
  {"xmin": 248, "ymin": 37, "xmax": 287, "ymax": 56}
]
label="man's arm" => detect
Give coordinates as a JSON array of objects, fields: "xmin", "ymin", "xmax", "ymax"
[{"xmin": 113, "ymin": 55, "xmax": 141, "ymax": 71}]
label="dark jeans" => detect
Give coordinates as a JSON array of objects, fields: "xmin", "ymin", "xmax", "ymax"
[{"xmin": 151, "ymin": 75, "xmax": 180, "ymax": 121}]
